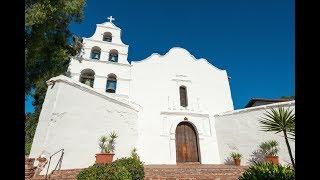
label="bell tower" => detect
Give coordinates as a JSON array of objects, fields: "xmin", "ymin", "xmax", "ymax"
[{"xmin": 68, "ymin": 16, "xmax": 132, "ymax": 99}]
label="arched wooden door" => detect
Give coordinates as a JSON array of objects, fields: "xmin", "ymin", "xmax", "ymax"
[{"xmin": 175, "ymin": 122, "xmax": 200, "ymax": 163}]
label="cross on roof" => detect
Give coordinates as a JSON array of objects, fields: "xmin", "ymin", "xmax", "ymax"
[{"xmin": 107, "ymin": 16, "xmax": 115, "ymax": 23}]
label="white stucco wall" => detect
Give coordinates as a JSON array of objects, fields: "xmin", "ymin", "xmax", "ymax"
[
  {"xmin": 214, "ymin": 101, "xmax": 295, "ymax": 166},
  {"xmin": 130, "ymin": 47, "xmax": 234, "ymax": 164},
  {"xmin": 29, "ymin": 76, "xmax": 139, "ymax": 174}
]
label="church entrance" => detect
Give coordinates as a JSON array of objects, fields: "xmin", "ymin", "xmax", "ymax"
[{"xmin": 175, "ymin": 122, "xmax": 200, "ymax": 163}]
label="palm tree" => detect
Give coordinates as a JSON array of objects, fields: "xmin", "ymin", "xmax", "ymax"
[{"xmin": 259, "ymin": 107, "xmax": 295, "ymax": 168}]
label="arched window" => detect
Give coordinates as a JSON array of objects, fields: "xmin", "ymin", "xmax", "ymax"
[
  {"xmin": 179, "ymin": 86, "xmax": 188, "ymax": 107},
  {"xmin": 80, "ymin": 69, "xmax": 95, "ymax": 87},
  {"xmin": 109, "ymin": 49, "xmax": 118, "ymax": 62},
  {"xmin": 90, "ymin": 46, "xmax": 101, "ymax": 60},
  {"xmin": 103, "ymin": 32, "xmax": 112, "ymax": 42},
  {"xmin": 106, "ymin": 74, "xmax": 117, "ymax": 93}
]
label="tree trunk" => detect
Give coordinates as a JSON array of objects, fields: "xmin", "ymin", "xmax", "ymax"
[{"xmin": 284, "ymin": 130, "xmax": 295, "ymax": 168}]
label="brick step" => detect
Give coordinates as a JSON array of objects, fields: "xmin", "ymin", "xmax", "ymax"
[
  {"xmin": 25, "ymin": 157, "xmax": 35, "ymax": 163},
  {"xmin": 30, "ymin": 164, "xmax": 247, "ymax": 180},
  {"xmin": 25, "ymin": 158, "xmax": 36, "ymax": 179},
  {"xmin": 144, "ymin": 164, "xmax": 247, "ymax": 180},
  {"xmin": 31, "ymin": 169, "xmax": 82, "ymax": 180}
]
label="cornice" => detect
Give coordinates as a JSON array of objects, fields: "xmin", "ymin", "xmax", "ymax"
[
  {"xmin": 160, "ymin": 110, "xmax": 210, "ymax": 118},
  {"xmin": 83, "ymin": 38, "xmax": 129, "ymax": 47},
  {"xmin": 70, "ymin": 72, "xmax": 131, "ymax": 81},
  {"xmin": 97, "ymin": 23, "xmax": 121, "ymax": 30},
  {"xmin": 71, "ymin": 57, "xmax": 132, "ymax": 67}
]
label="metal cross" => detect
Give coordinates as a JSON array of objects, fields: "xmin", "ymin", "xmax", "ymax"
[{"xmin": 107, "ymin": 16, "xmax": 115, "ymax": 23}]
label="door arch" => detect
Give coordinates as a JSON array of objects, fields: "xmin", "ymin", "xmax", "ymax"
[{"xmin": 175, "ymin": 121, "xmax": 200, "ymax": 163}]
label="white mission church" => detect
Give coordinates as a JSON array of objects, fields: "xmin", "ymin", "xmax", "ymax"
[{"xmin": 29, "ymin": 17, "xmax": 295, "ymax": 174}]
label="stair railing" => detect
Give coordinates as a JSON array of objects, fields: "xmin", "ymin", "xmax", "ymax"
[{"xmin": 45, "ymin": 148, "xmax": 64, "ymax": 179}]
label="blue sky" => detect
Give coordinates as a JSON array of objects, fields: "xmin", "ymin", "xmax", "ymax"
[{"xmin": 25, "ymin": 0, "xmax": 294, "ymax": 113}]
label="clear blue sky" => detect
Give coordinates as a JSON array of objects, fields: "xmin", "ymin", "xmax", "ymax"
[{"xmin": 25, "ymin": 0, "xmax": 294, "ymax": 113}]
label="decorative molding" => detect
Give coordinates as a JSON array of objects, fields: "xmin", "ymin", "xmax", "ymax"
[
  {"xmin": 97, "ymin": 23, "xmax": 121, "ymax": 30},
  {"xmin": 160, "ymin": 110, "xmax": 209, "ymax": 118},
  {"xmin": 83, "ymin": 47, "xmax": 129, "ymax": 55},
  {"xmin": 172, "ymin": 79, "xmax": 191, "ymax": 83},
  {"xmin": 70, "ymin": 72, "xmax": 131, "ymax": 81},
  {"xmin": 83, "ymin": 38, "xmax": 129, "ymax": 47},
  {"xmin": 71, "ymin": 57, "xmax": 132, "ymax": 67}
]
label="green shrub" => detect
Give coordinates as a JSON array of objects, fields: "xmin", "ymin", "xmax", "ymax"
[
  {"xmin": 112, "ymin": 157, "xmax": 144, "ymax": 180},
  {"xmin": 77, "ymin": 164, "xmax": 107, "ymax": 180},
  {"xmin": 25, "ymin": 142, "xmax": 32, "ymax": 155},
  {"xmin": 77, "ymin": 164, "xmax": 131, "ymax": 180},
  {"xmin": 108, "ymin": 164, "xmax": 132, "ymax": 180},
  {"xmin": 25, "ymin": 113, "xmax": 38, "ymax": 155},
  {"xmin": 130, "ymin": 148, "xmax": 140, "ymax": 160},
  {"xmin": 239, "ymin": 162, "xmax": 295, "ymax": 180}
]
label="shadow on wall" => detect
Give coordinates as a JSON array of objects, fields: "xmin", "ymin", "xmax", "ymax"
[
  {"xmin": 248, "ymin": 149, "xmax": 266, "ymax": 165},
  {"xmin": 224, "ymin": 157, "xmax": 234, "ymax": 165},
  {"xmin": 224, "ymin": 149, "xmax": 267, "ymax": 166}
]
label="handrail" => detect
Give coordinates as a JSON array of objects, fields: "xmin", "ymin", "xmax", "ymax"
[{"xmin": 45, "ymin": 149, "xmax": 64, "ymax": 179}]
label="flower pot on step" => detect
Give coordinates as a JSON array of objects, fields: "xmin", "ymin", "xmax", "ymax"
[
  {"xmin": 234, "ymin": 158, "xmax": 241, "ymax": 166},
  {"xmin": 265, "ymin": 155, "xmax": 279, "ymax": 165},
  {"xmin": 95, "ymin": 153, "xmax": 115, "ymax": 164}
]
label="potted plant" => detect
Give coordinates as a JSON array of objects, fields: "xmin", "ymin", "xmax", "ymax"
[
  {"xmin": 95, "ymin": 132, "xmax": 118, "ymax": 164},
  {"xmin": 230, "ymin": 152, "xmax": 242, "ymax": 166},
  {"xmin": 259, "ymin": 140, "xmax": 279, "ymax": 164}
]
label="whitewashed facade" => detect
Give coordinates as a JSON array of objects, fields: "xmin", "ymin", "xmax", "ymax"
[{"xmin": 29, "ymin": 18, "xmax": 295, "ymax": 173}]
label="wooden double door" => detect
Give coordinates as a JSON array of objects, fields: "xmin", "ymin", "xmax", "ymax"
[{"xmin": 175, "ymin": 122, "xmax": 200, "ymax": 163}]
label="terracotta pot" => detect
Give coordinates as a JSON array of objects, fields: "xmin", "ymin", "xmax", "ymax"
[
  {"xmin": 95, "ymin": 153, "xmax": 115, "ymax": 164},
  {"xmin": 265, "ymin": 155, "xmax": 279, "ymax": 165},
  {"xmin": 234, "ymin": 158, "xmax": 241, "ymax": 166}
]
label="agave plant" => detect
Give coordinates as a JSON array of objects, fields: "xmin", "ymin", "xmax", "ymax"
[
  {"xmin": 259, "ymin": 140, "xmax": 279, "ymax": 156},
  {"xmin": 98, "ymin": 132, "xmax": 118, "ymax": 153},
  {"xmin": 99, "ymin": 136, "xmax": 108, "ymax": 153},
  {"xmin": 230, "ymin": 152, "xmax": 242, "ymax": 160},
  {"xmin": 259, "ymin": 107, "xmax": 295, "ymax": 167}
]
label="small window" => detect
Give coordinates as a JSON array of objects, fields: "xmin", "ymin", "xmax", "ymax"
[
  {"xmin": 109, "ymin": 49, "xmax": 118, "ymax": 62},
  {"xmin": 103, "ymin": 32, "xmax": 112, "ymax": 42},
  {"xmin": 80, "ymin": 69, "xmax": 95, "ymax": 87},
  {"xmin": 91, "ymin": 46, "xmax": 101, "ymax": 60},
  {"xmin": 106, "ymin": 74, "xmax": 117, "ymax": 93},
  {"xmin": 179, "ymin": 86, "xmax": 188, "ymax": 107}
]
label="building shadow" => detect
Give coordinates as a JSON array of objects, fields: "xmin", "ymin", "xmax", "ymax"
[
  {"xmin": 248, "ymin": 149, "xmax": 266, "ymax": 165},
  {"xmin": 224, "ymin": 157, "xmax": 234, "ymax": 165}
]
